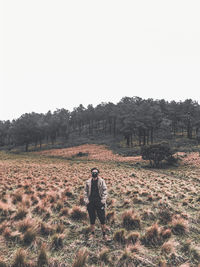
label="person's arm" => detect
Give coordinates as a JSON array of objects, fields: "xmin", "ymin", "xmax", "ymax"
[
  {"xmin": 101, "ymin": 180, "xmax": 107, "ymax": 204},
  {"xmin": 84, "ymin": 181, "xmax": 89, "ymax": 205}
]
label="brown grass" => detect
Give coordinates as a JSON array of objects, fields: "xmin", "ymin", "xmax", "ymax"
[
  {"xmin": 122, "ymin": 210, "xmax": 141, "ymax": 230},
  {"xmin": 37, "ymin": 244, "xmax": 48, "ymax": 267},
  {"xmin": 12, "ymin": 249, "xmax": 26, "ymax": 267},
  {"xmin": 113, "ymin": 228, "xmax": 126, "ymax": 244},
  {"xmin": 141, "ymin": 223, "xmax": 163, "ymax": 247},
  {"xmin": 72, "ymin": 247, "xmax": 88, "ymax": 267},
  {"xmin": 70, "ymin": 206, "xmax": 87, "ymax": 221}
]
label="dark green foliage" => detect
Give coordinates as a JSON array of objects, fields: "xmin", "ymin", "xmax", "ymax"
[
  {"xmin": 1, "ymin": 96, "xmax": 200, "ymax": 153},
  {"xmin": 141, "ymin": 142, "xmax": 173, "ymax": 167}
]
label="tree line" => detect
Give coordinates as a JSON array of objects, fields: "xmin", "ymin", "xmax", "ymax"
[{"xmin": 0, "ymin": 97, "xmax": 200, "ymax": 151}]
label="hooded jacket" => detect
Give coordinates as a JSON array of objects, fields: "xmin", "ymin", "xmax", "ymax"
[{"xmin": 84, "ymin": 177, "xmax": 107, "ymax": 207}]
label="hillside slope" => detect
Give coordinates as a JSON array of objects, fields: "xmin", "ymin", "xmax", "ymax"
[{"xmin": 0, "ymin": 145, "xmax": 199, "ymax": 266}]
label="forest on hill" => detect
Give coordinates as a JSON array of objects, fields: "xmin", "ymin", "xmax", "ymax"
[{"xmin": 0, "ymin": 97, "xmax": 200, "ymax": 152}]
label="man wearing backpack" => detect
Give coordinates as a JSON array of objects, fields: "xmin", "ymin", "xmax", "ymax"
[{"xmin": 84, "ymin": 167, "xmax": 108, "ymax": 240}]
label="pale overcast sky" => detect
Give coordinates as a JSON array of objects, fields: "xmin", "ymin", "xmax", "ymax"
[{"xmin": 1, "ymin": 1, "xmax": 200, "ymax": 121}]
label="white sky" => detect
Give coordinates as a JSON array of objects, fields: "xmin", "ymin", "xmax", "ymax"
[{"xmin": 1, "ymin": 0, "xmax": 200, "ymax": 121}]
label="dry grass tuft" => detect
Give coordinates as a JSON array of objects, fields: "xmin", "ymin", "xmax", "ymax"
[
  {"xmin": 127, "ymin": 241, "xmax": 144, "ymax": 254},
  {"xmin": 72, "ymin": 247, "xmax": 88, "ymax": 267},
  {"xmin": 113, "ymin": 228, "xmax": 126, "ymax": 244},
  {"xmin": 171, "ymin": 217, "xmax": 188, "ymax": 235},
  {"xmin": 12, "ymin": 191, "xmax": 23, "ymax": 204},
  {"xmin": 70, "ymin": 206, "xmax": 87, "ymax": 221},
  {"xmin": 3, "ymin": 227, "xmax": 12, "ymax": 240},
  {"xmin": 12, "ymin": 248, "xmax": 27, "ymax": 267},
  {"xmin": 40, "ymin": 222, "xmax": 54, "ymax": 236},
  {"xmin": 18, "ymin": 218, "xmax": 33, "ymax": 233},
  {"xmin": 141, "ymin": 223, "xmax": 163, "ymax": 247},
  {"xmin": 126, "ymin": 231, "xmax": 140, "ymax": 245},
  {"xmin": 23, "ymin": 228, "xmax": 36, "ymax": 246},
  {"xmin": 106, "ymin": 210, "xmax": 115, "ymax": 224},
  {"xmin": 55, "ymin": 223, "xmax": 65, "ymax": 233},
  {"xmin": 161, "ymin": 240, "xmax": 176, "ymax": 255},
  {"xmin": 60, "ymin": 207, "xmax": 69, "ymax": 216},
  {"xmin": 51, "ymin": 233, "xmax": 65, "ymax": 250},
  {"xmin": 37, "ymin": 244, "xmax": 48, "ymax": 267},
  {"xmin": 99, "ymin": 247, "xmax": 110, "ymax": 264},
  {"xmin": 14, "ymin": 207, "xmax": 27, "ymax": 220},
  {"xmin": 79, "ymin": 195, "xmax": 85, "ymax": 206},
  {"xmin": 158, "ymin": 208, "xmax": 172, "ymax": 224},
  {"xmin": 161, "ymin": 228, "xmax": 172, "ymax": 240},
  {"xmin": 122, "ymin": 210, "xmax": 141, "ymax": 230}
]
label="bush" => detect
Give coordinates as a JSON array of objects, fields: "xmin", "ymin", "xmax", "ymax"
[{"xmin": 141, "ymin": 142, "xmax": 174, "ymax": 167}]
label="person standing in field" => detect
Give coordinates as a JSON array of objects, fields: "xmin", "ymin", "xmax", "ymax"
[{"xmin": 84, "ymin": 167, "xmax": 108, "ymax": 240}]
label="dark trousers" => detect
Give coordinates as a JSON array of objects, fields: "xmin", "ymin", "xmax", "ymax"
[{"xmin": 87, "ymin": 201, "xmax": 105, "ymax": 225}]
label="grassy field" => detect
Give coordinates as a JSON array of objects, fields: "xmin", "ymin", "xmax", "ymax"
[{"xmin": 0, "ymin": 144, "xmax": 200, "ymax": 266}]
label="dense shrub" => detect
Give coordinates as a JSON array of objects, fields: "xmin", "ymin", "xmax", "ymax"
[{"xmin": 141, "ymin": 142, "xmax": 174, "ymax": 167}]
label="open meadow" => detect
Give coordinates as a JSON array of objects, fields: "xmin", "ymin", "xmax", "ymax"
[{"xmin": 0, "ymin": 144, "xmax": 200, "ymax": 266}]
